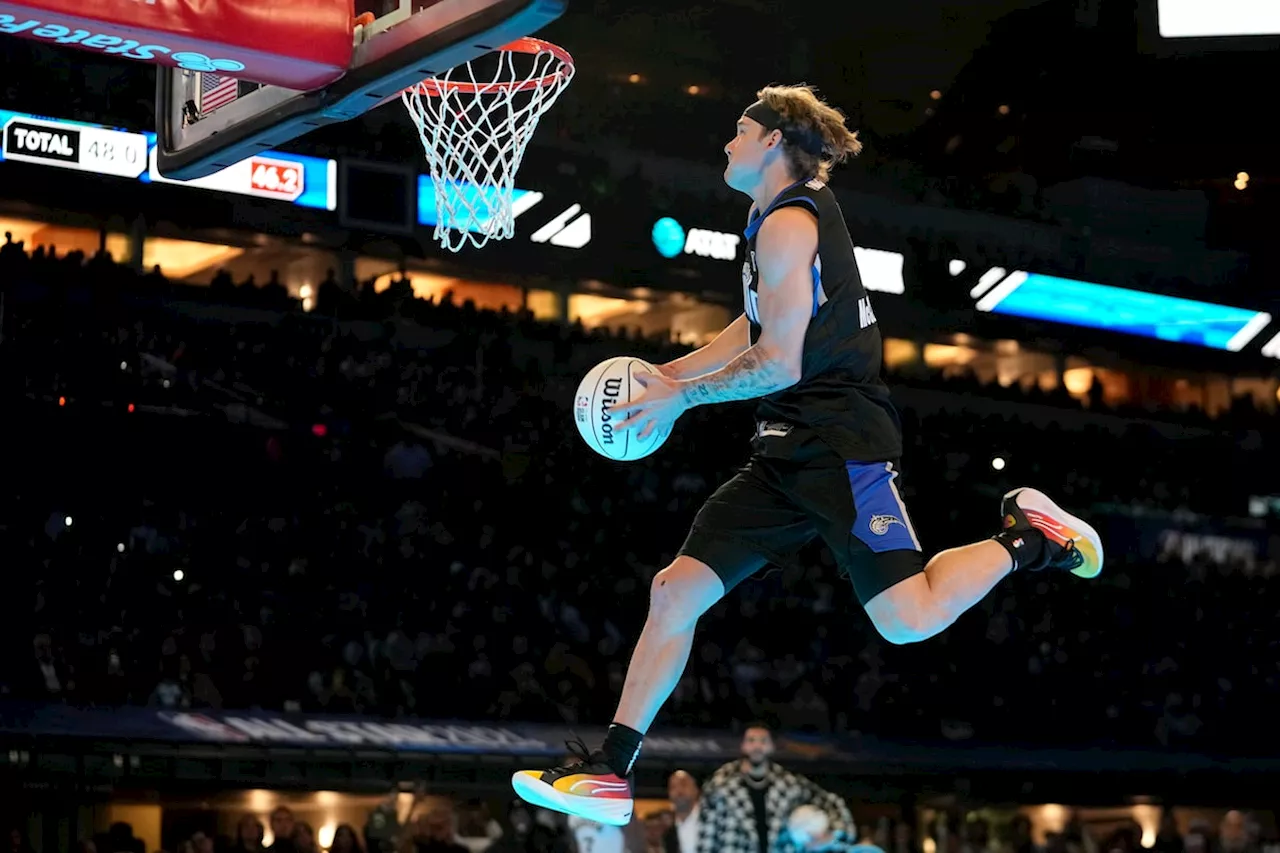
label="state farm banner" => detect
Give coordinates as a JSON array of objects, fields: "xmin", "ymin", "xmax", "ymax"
[{"xmin": 0, "ymin": 0, "xmax": 353, "ymax": 90}]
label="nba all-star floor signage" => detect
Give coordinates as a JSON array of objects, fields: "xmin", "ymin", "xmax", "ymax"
[
  {"xmin": 0, "ymin": 703, "xmax": 1270, "ymax": 773},
  {"xmin": 159, "ymin": 711, "xmax": 552, "ymax": 752},
  {"xmin": 159, "ymin": 712, "xmax": 734, "ymax": 758},
  {"xmin": 0, "ymin": 703, "xmax": 744, "ymax": 762}
]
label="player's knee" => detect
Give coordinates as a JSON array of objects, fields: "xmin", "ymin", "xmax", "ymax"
[
  {"xmin": 864, "ymin": 579, "xmax": 943, "ymax": 645},
  {"xmin": 868, "ymin": 611, "xmax": 933, "ymax": 646},
  {"xmin": 648, "ymin": 557, "xmax": 725, "ymax": 632}
]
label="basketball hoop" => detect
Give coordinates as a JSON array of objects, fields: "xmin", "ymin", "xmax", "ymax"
[{"xmin": 401, "ymin": 37, "xmax": 574, "ymax": 252}]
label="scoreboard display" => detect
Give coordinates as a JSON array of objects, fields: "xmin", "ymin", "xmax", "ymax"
[
  {"xmin": 2, "ymin": 114, "xmax": 147, "ymax": 178},
  {"xmin": 0, "ymin": 108, "xmax": 336, "ymax": 210}
]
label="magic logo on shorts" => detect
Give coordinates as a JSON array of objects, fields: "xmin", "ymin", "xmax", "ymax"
[
  {"xmin": 848, "ymin": 461, "xmax": 920, "ymax": 554},
  {"xmin": 868, "ymin": 514, "xmax": 903, "ymax": 536}
]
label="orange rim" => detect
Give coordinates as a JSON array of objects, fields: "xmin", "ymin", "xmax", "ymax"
[{"xmin": 405, "ymin": 37, "xmax": 574, "ymax": 97}]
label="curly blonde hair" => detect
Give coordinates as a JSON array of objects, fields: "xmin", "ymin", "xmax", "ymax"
[{"xmin": 756, "ymin": 84, "xmax": 862, "ymax": 183}]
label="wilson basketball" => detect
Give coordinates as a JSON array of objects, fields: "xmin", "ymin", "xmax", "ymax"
[{"xmin": 573, "ymin": 357, "xmax": 672, "ymax": 462}]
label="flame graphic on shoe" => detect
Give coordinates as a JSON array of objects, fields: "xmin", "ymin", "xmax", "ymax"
[
  {"xmin": 1022, "ymin": 508, "xmax": 1072, "ymax": 545},
  {"xmin": 567, "ymin": 779, "xmax": 632, "ymax": 796}
]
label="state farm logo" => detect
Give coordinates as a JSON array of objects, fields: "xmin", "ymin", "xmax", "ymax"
[
  {"xmin": 3, "ymin": 120, "xmax": 79, "ymax": 163},
  {"xmin": 0, "ymin": 16, "xmax": 246, "ymax": 70}
]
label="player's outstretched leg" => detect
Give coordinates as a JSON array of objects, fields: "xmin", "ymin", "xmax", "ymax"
[
  {"xmin": 510, "ymin": 556, "xmax": 726, "ymax": 826},
  {"xmin": 864, "ymin": 486, "xmax": 1103, "ymax": 645}
]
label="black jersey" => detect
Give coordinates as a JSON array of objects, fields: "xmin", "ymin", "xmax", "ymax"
[{"xmin": 741, "ymin": 178, "xmax": 903, "ymax": 462}]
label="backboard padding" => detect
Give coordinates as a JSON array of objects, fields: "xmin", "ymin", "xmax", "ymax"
[{"xmin": 155, "ymin": 0, "xmax": 565, "ymax": 180}]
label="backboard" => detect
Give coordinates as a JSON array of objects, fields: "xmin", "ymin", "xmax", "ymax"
[{"xmin": 155, "ymin": 0, "xmax": 566, "ymax": 180}]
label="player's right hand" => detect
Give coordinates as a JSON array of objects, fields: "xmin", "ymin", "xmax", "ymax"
[{"xmin": 654, "ymin": 362, "xmax": 681, "ymax": 380}]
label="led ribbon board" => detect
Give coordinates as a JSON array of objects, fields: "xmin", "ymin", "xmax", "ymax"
[
  {"xmin": 417, "ymin": 175, "xmax": 547, "ymax": 235},
  {"xmin": 0, "ymin": 109, "xmax": 336, "ymax": 210},
  {"xmin": 975, "ymin": 271, "xmax": 1271, "ymax": 352},
  {"xmin": 1157, "ymin": 0, "xmax": 1280, "ymax": 37},
  {"xmin": 142, "ymin": 143, "xmax": 337, "ymax": 211},
  {"xmin": 1, "ymin": 110, "xmax": 146, "ymax": 178}
]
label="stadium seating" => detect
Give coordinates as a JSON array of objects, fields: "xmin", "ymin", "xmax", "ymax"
[{"xmin": 1, "ymin": 238, "xmax": 1277, "ymax": 755}]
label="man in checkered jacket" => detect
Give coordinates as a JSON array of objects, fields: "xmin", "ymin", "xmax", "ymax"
[{"xmin": 696, "ymin": 724, "xmax": 853, "ymax": 853}]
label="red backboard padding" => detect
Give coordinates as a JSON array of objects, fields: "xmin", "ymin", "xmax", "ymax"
[{"xmin": 0, "ymin": 0, "xmax": 354, "ymax": 90}]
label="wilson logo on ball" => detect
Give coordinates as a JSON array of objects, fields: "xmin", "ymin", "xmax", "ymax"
[{"xmin": 599, "ymin": 377, "xmax": 622, "ymax": 445}]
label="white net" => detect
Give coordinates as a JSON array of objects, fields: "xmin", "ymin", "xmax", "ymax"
[{"xmin": 401, "ymin": 41, "xmax": 574, "ymax": 252}]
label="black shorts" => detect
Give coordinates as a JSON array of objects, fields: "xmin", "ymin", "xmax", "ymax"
[{"xmin": 678, "ymin": 421, "xmax": 925, "ymax": 606}]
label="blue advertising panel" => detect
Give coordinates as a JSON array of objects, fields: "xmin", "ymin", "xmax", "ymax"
[
  {"xmin": 416, "ymin": 175, "xmax": 544, "ymax": 232},
  {"xmin": 976, "ymin": 271, "xmax": 1271, "ymax": 351}
]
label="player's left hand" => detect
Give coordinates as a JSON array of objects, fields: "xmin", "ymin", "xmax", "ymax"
[{"xmin": 613, "ymin": 372, "xmax": 687, "ymax": 439}]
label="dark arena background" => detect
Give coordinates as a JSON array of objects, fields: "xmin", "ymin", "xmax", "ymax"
[{"xmin": 2, "ymin": 0, "xmax": 1280, "ymax": 852}]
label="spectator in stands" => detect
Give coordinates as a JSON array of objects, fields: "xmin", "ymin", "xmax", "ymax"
[
  {"xmin": 411, "ymin": 809, "xmax": 468, "ymax": 853},
  {"xmin": 567, "ymin": 815, "xmax": 627, "ymax": 853},
  {"xmin": 95, "ymin": 824, "xmax": 144, "ymax": 853},
  {"xmin": 330, "ymin": 826, "xmax": 364, "ymax": 853},
  {"xmin": 267, "ymin": 809, "xmax": 297, "ymax": 853},
  {"xmin": 3, "ymin": 234, "xmax": 1280, "ymax": 759},
  {"xmin": 642, "ymin": 814, "xmax": 669, "ymax": 853},
  {"xmin": 1220, "ymin": 812, "xmax": 1260, "ymax": 853},
  {"xmin": 191, "ymin": 832, "xmax": 215, "ymax": 853},
  {"xmin": 697, "ymin": 724, "xmax": 852, "ymax": 853},
  {"xmin": 364, "ymin": 792, "xmax": 401, "ymax": 853},
  {"xmin": 27, "ymin": 633, "xmax": 72, "ymax": 701},
  {"xmin": 7, "ymin": 830, "xmax": 35, "ymax": 853},
  {"xmin": 487, "ymin": 801, "xmax": 569, "ymax": 853},
  {"xmin": 1009, "ymin": 816, "xmax": 1037, "ymax": 853},
  {"xmin": 233, "ymin": 816, "xmax": 265, "ymax": 853},
  {"xmin": 1183, "ymin": 822, "xmax": 1211, "ymax": 853},
  {"xmin": 292, "ymin": 823, "xmax": 318, "ymax": 853},
  {"xmin": 1151, "ymin": 814, "xmax": 1183, "ymax": 853},
  {"xmin": 665, "ymin": 771, "xmax": 702, "ymax": 853},
  {"xmin": 1101, "ymin": 822, "xmax": 1142, "ymax": 853},
  {"xmin": 451, "ymin": 802, "xmax": 503, "ymax": 853}
]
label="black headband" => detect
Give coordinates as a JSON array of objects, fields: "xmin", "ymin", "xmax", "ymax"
[{"xmin": 742, "ymin": 100, "xmax": 825, "ymax": 157}]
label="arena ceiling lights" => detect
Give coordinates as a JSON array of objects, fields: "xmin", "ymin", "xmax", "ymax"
[{"xmin": 1157, "ymin": 0, "xmax": 1280, "ymax": 37}]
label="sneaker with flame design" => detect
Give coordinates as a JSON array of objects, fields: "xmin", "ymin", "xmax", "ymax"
[
  {"xmin": 1001, "ymin": 487, "xmax": 1104, "ymax": 578},
  {"xmin": 511, "ymin": 739, "xmax": 634, "ymax": 827}
]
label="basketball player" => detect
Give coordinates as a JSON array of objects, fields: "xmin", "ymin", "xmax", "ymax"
[{"xmin": 511, "ymin": 84, "xmax": 1104, "ymax": 826}]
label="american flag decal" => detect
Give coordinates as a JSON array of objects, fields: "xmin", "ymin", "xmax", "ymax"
[{"xmin": 199, "ymin": 73, "xmax": 240, "ymax": 114}]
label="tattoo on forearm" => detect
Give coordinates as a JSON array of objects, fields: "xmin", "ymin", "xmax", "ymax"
[{"xmin": 680, "ymin": 346, "xmax": 795, "ymax": 407}]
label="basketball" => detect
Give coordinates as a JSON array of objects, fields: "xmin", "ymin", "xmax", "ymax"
[{"xmin": 573, "ymin": 357, "xmax": 673, "ymax": 462}]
